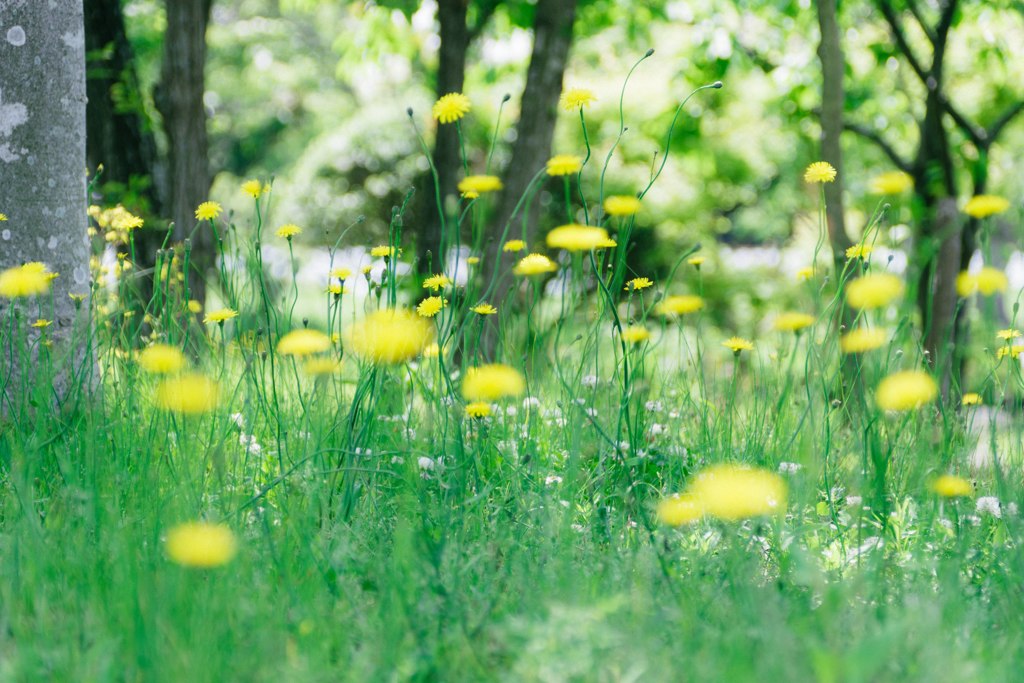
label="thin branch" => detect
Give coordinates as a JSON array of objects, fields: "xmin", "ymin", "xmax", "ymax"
[
  {"xmin": 843, "ymin": 120, "xmax": 913, "ymax": 172},
  {"xmin": 987, "ymin": 100, "xmax": 1024, "ymax": 142},
  {"xmin": 905, "ymin": 0, "xmax": 937, "ymax": 44},
  {"xmin": 467, "ymin": 0, "xmax": 501, "ymax": 42},
  {"xmin": 875, "ymin": 0, "xmax": 931, "ymax": 85}
]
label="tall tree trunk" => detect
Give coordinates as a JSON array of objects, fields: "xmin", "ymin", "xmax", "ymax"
[
  {"xmin": 0, "ymin": 0, "xmax": 92, "ymax": 402},
  {"xmin": 482, "ymin": 0, "xmax": 577, "ymax": 312},
  {"xmin": 155, "ymin": 0, "xmax": 213, "ymax": 306}
]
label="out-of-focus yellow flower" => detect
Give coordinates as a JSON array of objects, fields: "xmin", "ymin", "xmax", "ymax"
[
  {"xmin": 869, "ymin": 171, "xmax": 913, "ymax": 195},
  {"xmin": 194, "ymin": 201, "xmax": 222, "ymax": 221},
  {"xmin": 242, "ymin": 179, "xmax": 263, "ymax": 198},
  {"xmin": 956, "ymin": 267, "xmax": 1008, "ymax": 297},
  {"xmin": 471, "ymin": 303, "xmax": 497, "ymax": 315},
  {"xmin": 687, "ymin": 256, "xmax": 706, "ymax": 267},
  {"xmin": 138, "ymin": 344, "xmax": 186, "ymax": 374},
  {"xmin": 773, "ymin": 312, "xmax": 815, "ymax": 333},
  {"xmin": 155, "ymin": 374, "xmax": 220, "ymax": 414},
  {"xmin": 560, "ymin": 87, "xmax": 596, "ymax": 111},
  {"xmin": 846, "ymin": 273, "xmax": 904, "ymax": 309},
  {"xmin": 964, "ymin": 194, "xmax": 1011, "ymax": 219},
  {"xmin": 845, "ymin": 244, "xmax": 873, "ymax": 260},
  {"xmin": 840, "ymin": 328, "xmax": 887, "ymax": 354},
  {"xmin": 656, "ymin": 295, "xmax": 704, "ymax": 316},
  {"xmin": 165, "ymin": 522, "xmax": 237, "ymax": 568},
  {"xmin": 961, "ymin": 392, "xmax": 982, "ymax": 406},
  {"xmin": 620, "ymin": 326, "xmax": 650, "ymax": 344},
  {"xmin": 463, "ymin": 364, "xmax": 526, "ymax": 401},
  {"xmin": 656, "ymin": 494, "xmax": 703, "ymax": 526},
  {"xmin": 875, "ymin": 370, "xmax": 937, "ymax": 411},
  {"xmin": 346, "ymin": 309, "xmax": 432, "ymax": 364},
  {"xmin": 931, "ymin": 474, "xmax": 973, "ymax": 498},
  {"xmin": 330, "ymin": 266, "xmax": 352, "ymax": 280},
  {"xmin": 796, "ymin": 266, "xmax": 815, "ymax": 281},
  {"xmin": 30, "ymin": 319, "xmax": 52, "ymax": 329},
  {"xmin": 187, "ymin": 300, "xmax": 203, "ymax": 314},
  {"xmin": 503, "ymin": 239, "xmax": 526, "ymax": 253},
  {"xmin": 203, "ymin": 308, "xmax": 238, "ymax": 325},
  {"xmin": 546, "ymin": 224, "xmax": 611, "ymax": 251},
  {"xmin": 804, "ymin": 161, "xmax": 837, "ymax": 183},
  {"xmin": 997, "ymin": 344, "xmax": 1024, "ymax": 360},
  {"xmin": 370, "ymin": 245, "xmax": 399, "ymax": 259},
  {"xmin": 546, "ymin": 154, "xmax": 583, "ymax": 176},
  {"xmin": 625, "ymin": 277, "xmax": 653, "ymax": 291},
  {"xmin": 276, "ymin": 223, "xmax": 302, "ymax": 239},
  {"xmin": 0, "ymin": 263, "xmax": 51, "ymax": 298},
  {"xmin": 467, "ymin": 256, "xmax": 481, "ymax": 265},
  {"xmin": 303, "ymin": 357, "xmax": 343, "ymax": 376},
  {"xmin": 422, "ymin": 274, "xmax": 451, "ymax": 291},
  {"xmin": 422, "ymin": 342, "xmax": 440, "ymax": 359},
  {"xmin": 416, "ymin": 296, "xmax": 447, "ymax": 318},
  {"xmin": 277, "ymin": 329, "xmax": 331, "ymax": 357},
  {"xmin": 465, "ymin": 402, "xmax": 492, "ymax": 419},
  {"xmin": 432, "ymin": 92, "xmax": 471, "ymax": 124},
  {"xmin": 722, "ymin": 337, "xmax": 754, "ymax": 354},
  {"xmin": 603, "ymin": 195, "xmax": 641, "ymax": 217},
  {"xmin": 513, "ymin": 254, "xmax": 557, "ymax": 276},
  {"xmin": 997, "ymin": 328, "xmax": 1021, "ymax": 341},
  {"xmin": 659, "ymin": 465, "xmax": 787, "ymax": 525},
  {"xmin": 458, "ymin": 175, "xmax": 502, "ymax": 197}
]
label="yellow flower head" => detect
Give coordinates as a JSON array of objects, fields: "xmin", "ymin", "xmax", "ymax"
[
  {"xmin": 276, "ymin": 223, "xmax": 302, "ymax": 239},
  {"xmin": 503, "ymin": 239, "xmax": 527, "ymax": 253},
  {"xmin": 303, "ymin": 357, "xmax": 343, "ymax": 376},
  {"xmin": 30, "ymin": 318, "xmax": 52, "ymax": 329},
  {"xmin": 462, "ymin": 364, "xmax": 526, "ymax": 402},
  {"xmin": 203, "ymin": 308, "xmax": 239, "ymax": 325},
  {"xmin": 242, "ymin": 179, "xmax": 263, "ymax": 198},
  {"xmin": 560, "ymin": 87, "xmax": 596, "ymax": 111},
  {"xmin": 961, "ymin": 392, "xmax": 982, "ymax": 406},
  {"xmin": 0, "ymin": 263, "xmax": 51, "ymax": 298},
  {"xmin": 513, "ymin": 253, "xmax": 558, "ymax": 276},
  {"xmin": 722, "ymin": 337, "xmax": 754, "ymax": 354},
  {"xmin": 187, "ymin": 300, "xmax": 203, "ymax": 314},
  {"xmin": 773, "ymin": 312, "xmax": 815, "ymax": 333},
  {"xmin": 875, "ymin": 370, "xmax": 938, "ymax": 411},
  {"xmin": 964, "ymin": 194, "xmax": 1011, "ymax": 219},
  {"xmin": 346, "ymin": 309, "xmax": 432, "ymax": 364},
  {"xmin": 997, "ymin": 328, "xmax": 1021, "ymax": 341},
  {"xmin": 0, "ymin": 213, "xmax": 7, "ymax": 221},
  {"xmin": 370, "ymin": 245, "xmax": 399, "ymax": 259},
  {"xmin": 620, "ymin": 325, "xmax": 650, "ymax": 344},
  {"xmin": 656, "ymin": 294, "xmax": 704, "ymax": 317},
  {"xmin": 688, "ymin": 464, "xmax": 788, "ymax": 522},
  {"xmin": 869, "ymin": 171, "xmax": 913, "ymax": 195},
  {"xmin": 930, "ymin": 474, "xmax": 973, "ymax": 498},
  {"xmin": 846, "ymin": 273, "xmax": 904, "ymax": 310},
  {"xmin": 416, "ymin": 296, "xmax": 447, "ymax": 318},
  {"xmin": 138, "ymin": 344, "xmax": 186, "ymax": 375},
  {"xmin": 277, "ymin": 329, "xmax": 331, "ymax": 357},
  {"xmin": 331, "ymin": 266, "xmax": 353, "ymax": 280},
  {"xmin": 327, "ymin": 282, "xmax": 345, "ymax": 296},
  {"xmin": 840, "ymin": 327, "xmax": 887, "ymax": 354},
  {"xmin": 656, "ymin": 494, "xmax": 704, "ymax": 526},
  {"xmin": 804, "ymin": 161, "xmax": 837, "ymax": 183},
  {"xmin": 154, "ymin": 373, "xmax": 220, "ymax": 414},
  {"xmin": 422, "ymin": 274, "xmax": 451, "ymax": 291},
  {"xmin": 845, "ymin": 244, "xmax": 873, "ymax": 260},
  {"xmin": 956, "ymin": 267, "xmax": 1008, "ymax": 297},
  {"xmin": 432, "ymin": 92, "xmax": 471, "ymax": 124},
  {"xmin": 166, "ymin": 522, "xmax": 237, "ymax": 568},
  {"xmin": 687, "ymin": 256, "xmax": 706, "ymax": 267},
  {"xmin": 194, "ymin": 201, "xmax": 222, "ymax": 221},
  {"xmin": 471, "ymin": 303, "xmax": 497, "ymax": 315},
  {"xmin": 458, "ymin": 175, "xmax": 502, "ymax": 197},
  {"xmin": 997, "ymin": 344, "xmax": 1024, "ymax": 360},
  {"xmin": 465, "ymin": 402, "xmax": 492, "ymax": 419},
  {"xmin": 796, "ymin": 266, "xmax": 816, "ymax": 281},
  {"xmin": 467, "ymin": 256, "xmax": 481, "ymax": 265},
  {"xmin": 625, "ymin": 277, "xmax": 653, "ymax": 292},
  {"xmin": 546, "ymin": 154, "xmax": 583, "ymax": 176},
  {"xmin": 546, "ymin": 224, "xmax": 611, "ymax": 252},
  {"xmin": 603, "ymin": 195, "xmax": 641, "ymax": 217}
]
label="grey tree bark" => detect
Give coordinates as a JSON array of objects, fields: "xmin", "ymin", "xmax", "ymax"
[{"xmin": 0, "ymin": 0, "xmax": 92, "ymax": 404}]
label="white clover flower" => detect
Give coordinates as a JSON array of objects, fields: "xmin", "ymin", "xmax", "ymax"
[
  {"xmin": 649, "ymin": 423, "xmax": 665, "ymax": 436},
  {"xmin": 417, "ymin": 456, "xmax": 436, "ymax": 471},
  {"xmin": 581, "ymin": 374, "xmax": 598, "ymax": 388},
  {"xmin": 845, "ymin": 496, "xmax": 863, "ymax": 507},
  {"xmin": 544, "ymin": 475, "xmax": 563, "ymax": 486},
  {"xmin": 231, "ymin": 412, "xmax": 245, "ymax": 429},
  {"xmin": 976, "ymin": 496, "xmax": 1002, "ymax": 518},
  {"xmin": 778, "ymin": 462, "xmax": 802, "ymax": 474},
  {"xmin": 522, "ymin": 396, "xmax": 541, "ymax": 409},
  {"xmin": 645, "ymin": 400, "xmax": 663, "ymax": 412}
]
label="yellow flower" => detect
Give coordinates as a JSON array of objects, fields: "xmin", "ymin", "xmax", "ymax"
[
  {"xmin": 303, "ymin": 357, "xmax": 343, "ymax": 376},
  {"xmin": 840, "ymin": 328, "xmax": 887, "ymax": 354},
  {"xmin": 0, "ymin": 213, "xmax": 6, "ymax": 221},
  {"xmin": 194, "ymin": 201, "xmax": 222, "ymax": 221},
  {"xmin": 165, "ymin": 522, "xmax": 237, "ymax": 568},
  {"xmin": 467, "ymin": 256, "xmax": 481, "ymax": 265},
  {"xmin": 0, "ymin": 263, "xmax": 51, "ymax": 298},
  {"xmin": 546, "ymin": 224, "xmax": 611, "ymax": 251},
  {"xmin": 956, "ymin": 267, "xmax": 1008, "ymax": 297},
  {"xmin": 722, "ymin": 337, "xmax": 754, "ymax": 354},
  {"xmin": 620, "ymin": 325, "xmax": 650, "ymax": 344},
  {"xmin": 242, "ymin": 179, "xmax": 263, "ymax": 198},
  {"xmin": 997, "ymin": 328, "xmax": 1021, "ymax": 341},
  {"xmin": 961, "ymin": 392, "xmax": 982, "ymax": 406},
  {"xmin": 560, "ymin": 87, "xmax": 596, "ymax": 111},
  {"xmin": 656, "ymin": 494, "xmax": 704, "ymax": 526},
  {"xmin": 423, "ymin": 274, "xmax": 451, "ymax": 291},
  {"xmin": 277, "ymin": 329, "xmax": 331, "ymax": 357},
  {"xmin": 503, "ymin": 239, "xmax": 527, "ymax": 253},
  {"xmin": 30, "ymin": 319, "xmax": 52, "ymax": 329},
  {"xmin": 154, "ymin": 373, "xmax": 220, "ymax": 414},
  {"xmin": 687, "ymin": 256, "xmax": 706, "ymax": 267},
  {"xmin": 327, "ymin": 282, "xmax": 345, "ymax": 296},
  {"xmin": 422, "ymin": 342, "xmax": 440, "ymax": 359},
  {"xmin": 845, "ymin": 244, "xmax": 873, "ymax": 260},
  {"xmin": 471, "ymin": 303, "xmax": 497, "ymax": 315},
  {"xmin": 465, "ymin": 402, "xmax": 492, "ymax": 419},
  {"xmin": 603, "ymin": 195, "xmax": 641, "ymax": 217},
  {"xmin": 875, "ymin": 370, "xmax": 938, "ymax": 411},
  {"xmin": 930, "ymin": 474, "xmax": 973, "ymax": 498},
  {"xmin": 625, "ymin": 277, "xmax": 653, "ymax": 291},
  {"xmin": 346, "ymin": 310, "xmax": 432, "ymax": 364},
  {"xmin": 997, "ymin": 344, "xmax": 1024, "ymax": 360},
  {"xmin": 462, "ymin": 364, "xmax": 526, "ymax": 401},
  {"xmin": 869, "ymin": 171, "xmax": 914, "ymax": 195},
  {"xmin": 331, "ymin": 266, "xmax": 353, "ymax": 280},
  {"xmin": 773, "ymin": 312, "xmax": 815, "ymax": 333},
  {"xmin": 804, "ymin": 161, "xmax": 837, "ymax": 183},
  {"xmin": 513, "ymin": 253, "xmax": 558, "ymax": 276},
  {"xmin": 203, "ymin": 308, "xmax": 239, "ymax": 324},
  {"xmin": 276, "ymin": 223, "xmax": 302, "ymax": 239},
  {"xmin": 656, "ymin": 295, "xmax": 704, "ymax": 316},
  {"xmin": 546, "ymin": 154, "xmax": 582, "ymax": 176},
  {"xmin": 432, "ymin": 92, "xmax": 471, "ymax": 124},
  {"xmin": 110, "ymin": 210, "xmax": 144, "ymax": 231},
  {"xmin": 138, "ymin": 344, "xmax": 186, "ymax": 374},
  {"xmin": 690, "ymin": 464, "xmax": 787, "ymax": 521},
  {"xmin": 796, "ymin": 266, "xmax": 815, "ymax": 281},
  {"xmin": 845, "ymin": 273, "xmax": 904, "ymax": 310},
  {"xmin": 416, "ymin": 296, "xmax": 447, "ymax": 318},
  {"xmin": 964, "ymin": 194, "xmax": 1011, "ymax": 219},
  {"xmin": 458, "ymin": 175, "xmax": 502, "ymax": 196},
  {"xmin": 187, "ymin": 300, "xmax": 203, "ymax": 314},
  {"xmin": 370, "ymin": 245, "xmax": 399, "ymax": 259}
]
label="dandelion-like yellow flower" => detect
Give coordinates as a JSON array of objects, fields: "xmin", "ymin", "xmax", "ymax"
[
  {"xmin": 467, "ymin": 256, "xmax": 481, "ymax": 265},
  {"xmin": 546, "ymin": 224, "xmax": 611, "ymax": 251},
  {"xmin": 0, "ymin": 213, "xmax": 7, "ymax": 221},
  {"xmin": 660, "ymin": 465, "xmax": 787, "ymax": 524},
  {"xmin": 422, "ymin": 342, "xmax": 440, "ymax": 359},
  {"xmin": 187, "ymin": 300, "xmax": 203, "ymax": 314},
  {"xmin": 331, "ymin": 266, "xmax": 353, "ymax": 280},
  {"xmin": 416, "ymin": 296, "xmax": 447, "ymax": 318},
  {"xmin": 138, "ymin": 344, "xmax": 186, "ymax": 375},
  {"xmin": 458, "ymin": 175, "xmax": 502, "ymax": 196},
  {"xmin": 303, "ymin": 357, "xmax": 343, "ymax": 376},
  {"xmin": 687, "ymin": 256, "xmax": 706, "ymax": 267},
  {"xmin": 796, "ymin": 266, "xmax": 815, "ymax": 281},
  {"xmin": 804, "ymin": 161, "xmax": 837, "ymax": 183},
  {"xmin": 30, "ymin": 319, "xmax": 52, "ymax": 329},
  {"xmin": 346, "ymin": 309, "xmax": 432, "ymax": 364},
  {"xmin": 111, "ymin": 210, "xmax": 144, "ymax": 231},
  {"xmin": 463, "ymin": 364, "xmax": 526, "ymax": 401},
  {"xmin": 845, "ymin": 244, "xmax": 873, "ymax": 260},
  {"xmin": 277, "ymin": 329, "xmax": 331, "ymax": 357},
  {"xmin": 869, "ymin": 171, "xmax": 913, "ymax": 195},
  {"xmin": 370, "ymin": 245, "xmax": 398, "ymax": 259},
  {"xmin": 656, "ymin": 295, "xmax": 704, "ymax": 316},
  {"xmin": 165, "ymin": 522, "xmax": 237, "ymax": 568},
  {"xmin": 471, "ymin": 303, "xmax": 497, "ymax": 315},
  {"xmin": 961, "ymin": 392, "xmax": 982, "ymax": 406},
  {"xmin": 931, "ymin": 474, "xmax": 973, "ymax": 498},
  {"xmin": 840, "ymin": 328, "xmax": 887, "ymax": 354},
  {"xmin": 964, "ymin": 194, "xmax": 1011, "ymax": 219},
  {"xmin": 432, "ymin": 92, "xmax": 471, "ymax": 124},
  {"xmin": 0, "ymin": 263, "xmax": 51, "ymax": 298},
  {"xmin": 154, "ymin": 373, "xmax": 220, "ymax": 414},
  {"xmin": 503, "ymin": 240, "xmax": 527, "ymax": 253},
  {"xmin": 242, "ymin": 180, "xmax": 263, "ymax": 198},
  {"xmin": 465, "ymin": 402, "xmax": 492, "ymax": 419},
  {"xmin": 560, "ymin": 87, "xmax": 596, "ymax": 111},
  {"xmin": 625, "ymin": 277, "xmax": 653, "ymax": 292},
  {"xmin": 513, "ymin": 253, "xmax": 558, "ymax": 276},
  {"xmin": 774, "ymin": 312, "xmax": 815, "ymax": 333},
  {"xmin": 422, "ymin": 274, "xmax": 451, "ymax": 291},
  {"xmin": 194, "ymin": 201, "xmax": 222, "ymax": 221},
  {"xmin": 956, "ymin": 267, "xmax": 1008, "ymax": 297},
  {"xmin": 203, "ymin": 308, "xmax": 238, "ymax": 324},
  {"xmin": 997, "ymin": 344, "xmax": 1024, "ymax": 360},
  {"xmin": 327, "ymin": 282, "xmax": 345, "ymax": 296},
  {"xmin": 546, "ymin": 154, "xmax": 583, "ymax": 176},
  {"xmin": 276, "ymin": 223, "xmax": 302, "ymax": 239},
  {"xmin": 620, "ymin": 326, "xmax": 650, "ymax": 344},
  {"xmin": 875, "ymin": 370, "xmax": 938, "ymax": 411},
  {"xmin": 603, "ymin": 195, "xmax": 641, "ymax": 217},
  {"xmin": 722, "ymin": 337, "xmax": 754, "ymax": 354},
  {"xmin": 846, "ymin": 273, "xmax": 904, "ymax": 310},
  {"xmin": 997, "ymin": 328, "xmax": 1021, "ymax": 341},
  {"xmin": 656, "ymin": 494, "xmax": 704, "ymax": 526}
]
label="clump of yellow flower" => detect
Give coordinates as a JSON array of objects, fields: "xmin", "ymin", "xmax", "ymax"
[
  {"xmin": 560, "ymin": 87, "xmax": 596, "ymax": 111},
  {"xmin": 804, "ymin": 161, "xmax": 837, "ymax": 183},
  {"xmin": 546, "ymin": 224, "xmax": 611, "ymax": 252},
  {"xmin": 620, "ymin": 326, "xmax": 650, "ymax": 344},
  {"xmin": 875, "ymin": 370, "xmax": 938, "ymax": 411},
  {"xmin": 845, "ymin": 244, "xmax": 873, "ymax": 260},
  {"xmin": 166, "ymin": 522, "xmax": 237, "ymax": 568},
  {"xmin": 961, "ymin": 392, "xmax": 982, "ymax": 406},
  {"xmin": 546, "ymin": 154, "xmax": 582, "ymax": 176},
  {"xmin": 625, "ymin": 277, "xmax": 653, "ymax": 292},
  {"xmin": 277, "ymin": 329, "xmax": 331, "ymax": 357},
  {"xmin": 0, "ymin": 263, "xmax": 51, "ymax": 298},
  {"xmin": 370, "ymin": 245, "xmax": 398, "ymax": 259},
  {"xmin": 503, "ymin": 239, "xmax": 526, "ymax": 253},
  {"xmin": 423, "ymin": 274, "xmax": 451, "ymax": 291},
  {"xmin": 603, "ymin": 195, "xmax": 641, "ymax": 217},
  {"xmin": 997, "ymin": 344, "xmax": 1024, "ymax": 360},
  {"xmin": 463, "ymin": 364, "xmax": 526, "ymax": 402},
  {"xmin": 774, "ymin": 312, "xmax": 815, "ymax": 333},
  {"xmin": 432, "ymin": 92, "xmax": 471, "ymax": 124},
  {"xmin": 931, "ymin": 474, "xmax": 973, "ymax": 498},
  {"xmin": 465, "ymin": 402, "xmax": 492, "ymax": 419},
  {"xmin": 471, "ymin": 303, "xmax": 497, "ymax": 315},
  {"xmin": 658, "ymin": 464, "xmax": 788, "ymax": 525},
  {"xmin": 138, "ymin": 344, "xmax": 186, "ymax": 375},
  {"xmin": 154, "ymin": 374, "xmax": 220, "ymax": 414},
  {"xmin": 242, "ymin": 179, "xmax": 264, "ymax": 198},
  {"xmin": 346, "ymin": 309, "xmax": 432, "ymax": 364},
  {"xmin": 656, "ymin": 294, "xmax": 704, "ymax": 316},
  {"xmin": 956, "ymin": 267, "xmax": 1008, "ymax": 297},
  {"xmin": 458, "ymin": 175, "xmax": 502, "ymax": 197},
  {"xmin": 846, "ymin": 273, "xmax": 904, "ymax": 309},
  {"xmin": 514, "ymin": 253, "xmax": 558, "ymax": 276},
  {"xmin": 276, "ymin": 224, "xmax": 302, "ymax": 239},
  {"xmin": 204, "ymin": 308, "xmax": 238, "ymax": 325},
  {"xmin": 416, "ymin": 296, "xmax": 447, "ymax": 318},
  {"xmin": 840, "ymin": 328, "xmax": 887, "ymax": 354},
  {"xmin": 997, "ymin": 328, "xmax": 1021, "ymax": 341},
  {"xmin": 869, "ymin": 170, "xmax": 913, "ymax": 195},
  {"xmin": 194, "ymin": 201, "xmax": 222, "ymax": 221},
  {"xmin": 964, "ymin": 194, "xmax": 1011, "ymax": 219}
]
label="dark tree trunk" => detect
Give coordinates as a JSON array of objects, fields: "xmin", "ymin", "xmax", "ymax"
[{"xmin": 155, "ymin": 0, "xmax": 213, "ymax": 305}]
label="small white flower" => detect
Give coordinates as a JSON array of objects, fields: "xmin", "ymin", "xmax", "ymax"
[
  {"xmin": 417, "ymin": 456, "xmax": 436, "ymax": 471},
  {"xmin": 230, "ymin": 412, "xmax": 245, "ymax": 429},
  {"xmin": 545, "ymin": 475, "xmax": 563, "ymax": 486},
  {"xmin": 778, "ymin": 462, "xmax": 801, "ymax": 474},
  {"xmin": 239, "ymin": 433, "xmax": 262, "ymax": 456},
  {"xmin": 1008, "ymin": 502, "xmax": 1019, "ymax": 517},
  {"xmin": 976, "ymin": 496, "xmax": 1002, "ymax": 518},
  {"xmin": 574, "ymin": 397, "xmax": 587, "ymax": 406},
  {"xmin": 505, "ymin": 405, "xmax": 517, "ymax": 417},
  {"xmin": 581, "ymin": 374, "xmax": 598, "ymax": 388},
  {"xmin": 649, "ymin": 423, "xmax": 665, "ymax": 436},
  {"xmin": 585, "ymin": 407, "xmax": 598, "ymax": 418},
  {"xmin": 522, "ymin": 396, "xmax": 541, "ymax": 409},
  {"xmin": 645, "ymin": 400, "xmax": 663, "ymax": 412},
  {"xmin": 845, "ymin": 496, "xmax": 862, "ymax": 507}
]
